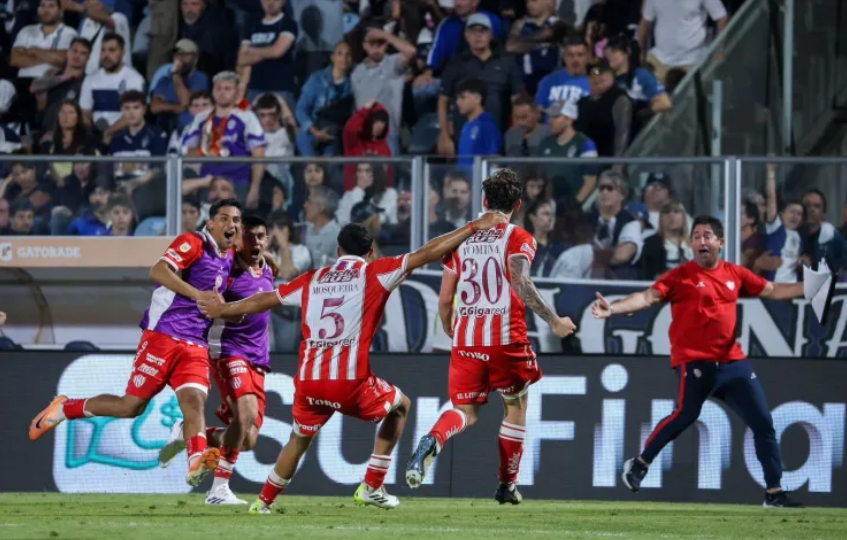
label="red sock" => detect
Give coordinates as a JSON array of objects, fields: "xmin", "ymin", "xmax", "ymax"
[
  {"xmin": 63, "ymin": 398, "xmax": 89, "ymax": 420},
  {"xmin": 429, "ymin": 408, "xmax": 467, "ymax": 449},
  {"xmin": 364, "ymin": 454, "xmax": 391, "ymax": 489},
  {"xmin": 214, "ymin": 446, "xmax": 240, "ymax": 481},
  {"xmin": 259, "ymin": 470, "xmax": 290, "ymax": 506},
  {"xmin": 186, "ymin": 433, "xmax": 207, "ymax": 461},
  {"xmin": 498, "ymin": 421, "xmax": 526, "ymax": 484}
]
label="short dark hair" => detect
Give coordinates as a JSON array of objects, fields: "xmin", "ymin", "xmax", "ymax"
[
  {"xmin": 803, "ymin": 188, "xmax": 827, "ymax": 212},
  {"xmin": 209, "ymin": 197, "xmax": 242, "ymax": 218},
  {"xmin": 70, "ymin": 37, "xmax": 92, "ymax": 51},
  {"xmin": 182, "ymin": 197, "xmax": 201, "ymax": 211},
  {"xmin": 561, "ymin": 32, "xmax": 588, "ymax": 48},
  {"xmin": 483, "ymin": 168, "xmax": 523, "ymax": 212},
  {"xmin": 742, "ymin": 200, "xmax": 760, "ymax": 226},
  {"xmin": 444, "ymin": 169, "xmax": 471, "ymax": 188},
  {"xmin": 254, "ymin": 93, "xmax": 281, "ymax": 113},
  {"xmin": 512, "ymin": 93, "xmax": 537, "ymax": 109},
  {"xmin": 190, "ymin": 90, "xmax": 212, "ymax": 104},
  {"xmin": 456, "ymin": 78, "xmax": 487, "ymax": 106},
  {"xmin": 337, "ymin": 223, "xmax": 373, "ymax": 257},
  {"xmin": 103, "ymin": 32, "xmax": 126, "ymax": 50},
  {"xmin": 691, "ymin": 215, "xmax": 725, "ymax": 239},
  {"xmin": 780, "ymin": 198, "xmax": 804, "ymax": 214},
  {"xmin": 242, "ymin": 214, "xmax": 267, "ymax": 231},
  {"xmin": 120, "ymin": 90, "xmax": 146, "ymax": 106},
  {"xmin": 12, "ymin": 200, "xmax": 34, "ymax": 215},
  {"xmin": 40, "ymin": 0, "xmax": 61, "ymax": 8}
]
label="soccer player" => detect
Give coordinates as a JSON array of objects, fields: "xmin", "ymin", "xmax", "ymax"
[
  {"xmin": 198, "ymin": 211, "xmax": 509, "ymax": 513},
  {"xmin": 405, "ymin": 168, "xmax": 577, "ymax": 504},
  {"xmin": 591, "ymin": 216, "xmax": 804, "ymax": 508},
  {"xmin": 29, "ymin": 198, "xmax": 243, "ymax": 487},
  {"xmin": 158, "ymin": 215, "xmax": 275, "ymax": 505}
]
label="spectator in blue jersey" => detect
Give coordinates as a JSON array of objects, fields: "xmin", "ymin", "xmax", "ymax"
[
  {"xmin": 535, "ymin": 99, "xmax": 598, "ymax": 203},
  {"xmin": 295, "ymin": 41, "xmax": 354, "ymax": 158},
  {"xmin": 67, "ymin": 178, "xmax": 111, "ymax": 235},
  {"xmin": 455, "ymin": 77, "xmax": 502, "ymax": 171},
  {"xmin": 535, "ymin": 33, "xmax": 591, "ymax": 115},
  {"xmin": 414, "ymin": 0, "xmax": 503, "ymax": 86},
  {"xmin": 604, "ymin": 34, "xmax": 671, "ymax": 137},
  {"xmin": 505, "ymin": 0, "xmax": 564, "ymax": 96},
  {"xmin": 183, "ymin": 71, "xmax": 268, "ymax": 209},
  {"xmin": 79, "ymin": 33, "xmax": 145, "ymax": 142},
  {"xmin": 150, "ymin": 39, "xmax": 209, "ymax": 134},
  {"xmin": 105, "ymin": 192, "xmax": 136, "ymax": 236},
  {"xmin": 110, "ymin": 90, "xmax": 168, "ymax": 221},
  {"xmin": 762, "ymin": 163, "xmax": 803, "ymax": 283},
  {"xmin": 238, "ymin": 0, "xmax": 298, "ymax": 108}
]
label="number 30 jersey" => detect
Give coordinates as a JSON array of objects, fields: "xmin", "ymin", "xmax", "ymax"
[
  {"xmin": 275, "ymin": 254, "xmax": 409, "ymax": 382},
  {"xmin": 443, "ymin": 223, "xmax": 537, "ymax": 348}
]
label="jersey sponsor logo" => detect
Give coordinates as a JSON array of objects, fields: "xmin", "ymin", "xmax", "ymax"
[
  {"xmin": 456, "ymin": 391, "xmax": 487, "ymax": 400},
  {"xmin": 166, "ymin": 249, "xmax": 183, "ymax": 262},
  {"xmin": 318, "ymin": 267, "xmax": 360, "ymax": 284},
  {"xmin": 295, "ymin": 422, "xmax": 321, "ymax": 433},
  {"xmin": 458, "ymin": 306, "xmax": 508, "ymax": 317},
  {"xmin": 305, "ymin": 397, "xmax": 341, "ymax": 409},
  {"xmin": 145, "ymin": 353, "xmax": 165, "ymax": 366},
  {"xmin": 134, "ymin": 341, "xmax": 148, "ymax": 362},
  {"xmin": 307, "ymin": 337, "xmax": 359, "ymax": 349},
  {"xmin": 467, "ymin": 229, "xmax": 505, "ymax": 244},
  {"xmin": 229, "ymin": 366, "xmax": 248, "ymax": 376},
  {"xmin": 179, "ymin": 242, "xmax": 191, "ymax": 253},
  {"xmin": 138, "ymin": 364, "xmax": 159, "ymax": 377},
  {"xmin": 520, "ymin": 243, "xmax": 536, "ymax": 258},
  {"xmin": 458, "ymin": 350, "xmax": 490, "ymax": 361},
  {"xmin": 726, "ymin": 281, "xmax": 736, "ymax": 291},
  {"xmin": 132, "ymin": 374, "xmax": 146, "ymax": 388}
]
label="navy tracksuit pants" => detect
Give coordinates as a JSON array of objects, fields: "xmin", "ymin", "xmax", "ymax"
[{"xmin": 641, "ymin": 360, "xmax": 782, "ymax": 489}]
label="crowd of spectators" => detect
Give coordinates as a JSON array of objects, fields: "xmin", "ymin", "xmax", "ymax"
[{"xmin": 0, "ymin": 0, "xmax": 747, "ymax": 279}]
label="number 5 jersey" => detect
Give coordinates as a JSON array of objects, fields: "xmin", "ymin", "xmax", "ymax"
[{"xmin": 274, "ymin": 254, "xmax": 409, "ymax": 382}]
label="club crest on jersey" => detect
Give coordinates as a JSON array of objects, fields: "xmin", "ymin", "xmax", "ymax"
[
  {"xmin": 726, "ymin": 281, "xmax": 736, "ymax": 291},
  {"xmin": 179, "ymin": 242, "xmax": 191, "ymax": 253},
  {"xmin": 231, "ymin": 377, "xmax": 242, "ymax": 390},
  {"xmin": 467, "ymin": 229, "xmax": 505, "ymax": 244},
  {"xmin": 133, "ymin": 375, "xmax": 146, "ymax": 388}
]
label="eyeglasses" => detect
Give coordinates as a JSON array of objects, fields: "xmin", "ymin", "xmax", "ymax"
[{"xmin": 599, "ymin": 184, "xmax": 616, "ymax": 192}]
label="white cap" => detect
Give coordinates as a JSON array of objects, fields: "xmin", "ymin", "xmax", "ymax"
[
  {"xmin": 545, "ymin": 99, "xmax": 578, "ymax": 120},
  {"xmin": 466, "ymin": 13, "xmax": 492, "ymax": 30}
]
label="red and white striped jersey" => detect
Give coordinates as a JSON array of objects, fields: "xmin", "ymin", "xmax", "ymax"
[
  {"xmin": 276, "ymin": 254, "xmax": 408, "ymax": 381},
  {"xmin": 443, "ymin": 223, "xmax": 537, "ymax": 347}
]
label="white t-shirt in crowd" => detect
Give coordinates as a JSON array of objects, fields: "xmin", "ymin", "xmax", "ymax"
[
  {"xmin": 643, "ymin": 0, "xmax": 727, "ymax": 67},
  {"xmin": 12, "ymin": 23, "xmax": 77, "ymax": 78},
  {"xmin": 79, "ymin": 13, "xmax": 132, "ymax": 76},
  {"xmin": 79, "ymin": 65, "xmax": 146, "ymax": 127},
  {"xmin": 550, "ymin": 244, "xmax": 594, "ymax": 279}
]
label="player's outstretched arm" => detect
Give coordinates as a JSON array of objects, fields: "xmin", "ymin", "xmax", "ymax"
[
  {"xmin": 592, "ymin": 288, "xmax": 662, "ymax": 319},
  {"xmin": 405, "ymin": 212, "xmax": 509, "ymax": 272},
  {"xmin": 508, "ymin": 255, "xmax": 576, "ymax": 338},
  {"xmin": 198, "ymin": 291, "xmax": 280, "ymax": 319},
  {"xmin": 149, "ymin": 260, "xmax": 206, "ymax": 301},
  {"xmin": 758, "ymin": 281, "xmax": 804, "ymax": 300}
]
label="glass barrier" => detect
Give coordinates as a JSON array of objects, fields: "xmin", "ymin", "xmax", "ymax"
[
  {"xmin": 738, "ymin": 157, "xmax": 847, "ymax": 282},
  {"xmin": 0, "ymin": 155, "xmax": 168, "ymax": 238},
  {"xmin": 481, "ymin": 157, "xmax": 730, "ymax": 281}
]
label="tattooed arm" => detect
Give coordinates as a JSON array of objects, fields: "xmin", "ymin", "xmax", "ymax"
[{"xmin": 508, "ymin": 255, "xmax": 576, "ymax": 338}]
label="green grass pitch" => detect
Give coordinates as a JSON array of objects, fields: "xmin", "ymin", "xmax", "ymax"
[{"xmin": 1, "ymin": 494, "xmax": 846, "ymax": 540}]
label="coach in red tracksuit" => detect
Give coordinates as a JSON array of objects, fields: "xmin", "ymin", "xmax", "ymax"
[
  {"xmin": 342, "ymin": 100, "xmax": 392, "ymax": 191},
  {"xmin": 592, "ymin": 215, "xmax": 804, "ymax": 508}
]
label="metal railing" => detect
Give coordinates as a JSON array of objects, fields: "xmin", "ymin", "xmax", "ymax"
[{"xmin": 2, "ymin": 154, "xmax": 847, "ymax": 274}]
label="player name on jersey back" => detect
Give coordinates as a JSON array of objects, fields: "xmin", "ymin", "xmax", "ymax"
[{"xmin": 445, "ymin": 224, "xmax": 536, "ymax": 348}]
